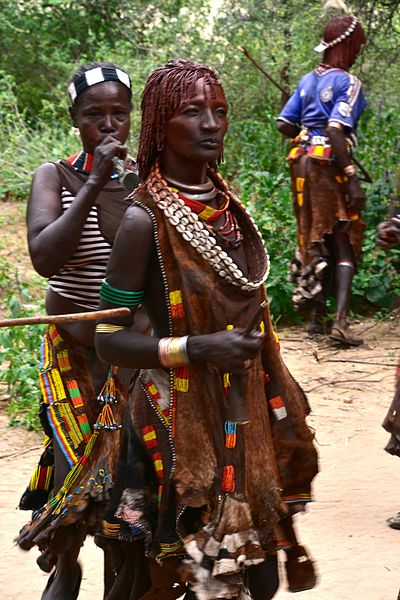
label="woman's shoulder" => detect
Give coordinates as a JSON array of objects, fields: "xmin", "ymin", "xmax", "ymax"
[
  {"xmin": 112, "ymin": 200, "xmax": 155, "ymax": 260},
  {"xmin": 30, "ymin": 162, "xmax": 62, "ymax": 192},
  {"xmin": 123, "ymin": 200, "xmax": 154, "ymax": 231},
  {"xmin": 33, "ymin": 161, "xmax": 59, "ymax": 177}
]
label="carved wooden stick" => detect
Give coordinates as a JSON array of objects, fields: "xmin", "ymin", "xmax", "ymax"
[
  {"xmin": 0, "ymin": 307, "xmax": 131, "ymax": 328},
  {"xmin": 239, "ymin": 46, "xmax": 290, "ymax": 100}
]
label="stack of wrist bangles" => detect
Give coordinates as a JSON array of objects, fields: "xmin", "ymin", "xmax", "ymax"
[{"xmin": 158, "ymin": 336, "xmax": 191, "ymax": 368}]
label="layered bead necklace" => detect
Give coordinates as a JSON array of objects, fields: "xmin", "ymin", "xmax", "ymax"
[
  {"xmin": 146, "ymin": 163, "xmax": 269, "ymax": 293},
  {"xmin": 66, "ymin": 151, "xmax": 95, "ymax": 174},
  {"xmin": 66, "ymin": 151, "xmax": 136, "ymax": 180},
  {"xmin": 166, "ymin": 176, "xmax": 244, "ymax": 250}
]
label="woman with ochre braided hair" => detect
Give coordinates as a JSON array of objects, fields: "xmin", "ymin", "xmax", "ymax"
[
  {"xmin": 95, "ymin": 58, "xmax": 318, "ymax": 600},
  {"xmin": 277, "ymin": 2, "xmax": 367, "ymax": 345},
  {"xmin": 15, "ymin": 61, "xmax": 149, "ymax": 600}
]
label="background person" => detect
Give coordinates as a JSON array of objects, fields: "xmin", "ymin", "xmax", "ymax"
[
  {"xmin": 16, "ymin": 61, "xmax": 147, "ymax": 600},
  {"xmin": 276, "ymin": 4, "xmax": 367, "ymax": 345}
]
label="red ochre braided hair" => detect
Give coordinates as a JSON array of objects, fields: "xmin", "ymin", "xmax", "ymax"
[
  {"xmin": 323, "ymin": 16, "xmax": 366, "ymax": 70},
  {"xmin": 137, "ymin": 58, "xmax": 226, "ymax": 182}
]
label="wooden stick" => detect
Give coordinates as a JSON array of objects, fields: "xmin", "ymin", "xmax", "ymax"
[
  {"xmin": 239, "ymin": 46, "xmax": 290, "ymax": 100},
  {"xmin": 0, "ymin": 307, "xmax": 131, "ymax": 328}
]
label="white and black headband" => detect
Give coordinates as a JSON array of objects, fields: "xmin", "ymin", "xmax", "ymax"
[
  {"xmin": 314, "ymin": 14, "xmax": 358, "ymax": 52},
  {"xmin": 68, "ymin": 66, "xmax": 131, "ymax": 104}
]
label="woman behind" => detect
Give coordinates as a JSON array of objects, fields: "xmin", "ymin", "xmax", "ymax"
[
  {"xmin": 16, "ymin": 61, "xmax": 141, "ymax": 600},
  {"xmin": 276, "ymin": 4, "xmax": 367, "ymax": 345},
  {"xmin": 95, "ymin": 58, "xmax": 318, "ymax": 599}
]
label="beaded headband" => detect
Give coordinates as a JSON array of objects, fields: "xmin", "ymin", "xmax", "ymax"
[
  {"xmin": 314, "ymin": 14, "xmax": 358, "ymax": 52},
  {"xmin": 68, "ymin": 66, "xmax": 131, "ymax": 104}
]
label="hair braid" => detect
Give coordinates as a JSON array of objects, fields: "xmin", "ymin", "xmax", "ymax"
[{"xmin": 137, "ymin": 58, "xmax": 225, "ymax": 182}]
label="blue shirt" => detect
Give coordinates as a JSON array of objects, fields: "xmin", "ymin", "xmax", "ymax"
[{"xmin": 277, "ymin": 67, "xmax": 366, "ymax": 137}]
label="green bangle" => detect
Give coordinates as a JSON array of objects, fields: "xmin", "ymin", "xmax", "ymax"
[{"xmin": 100, "ymin": 279, "xmax": 144, "ymax": 307}]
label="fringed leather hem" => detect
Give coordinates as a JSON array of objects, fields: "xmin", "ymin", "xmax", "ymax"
[{"xmin": 182, "ymin": 497, "xmax": 266, "ymax": 600}]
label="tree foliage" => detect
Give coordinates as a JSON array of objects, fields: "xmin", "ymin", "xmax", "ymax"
[{"xmin": 0, "ymin": 0, "xmax": 399, "ymax": 317}]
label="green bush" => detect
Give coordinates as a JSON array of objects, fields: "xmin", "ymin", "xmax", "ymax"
[
  {"xmin": 0, "ymin": 259, "xmax": 45, "ymax": 429},
  {"xmin": 0, "ymin": 71, "xmax": 79, "ymax": 200}
]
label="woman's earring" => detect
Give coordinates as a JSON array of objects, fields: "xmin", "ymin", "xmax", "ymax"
[{"xmin": 157, "ymin": 139, "xmax": 164, "ymax": 152}]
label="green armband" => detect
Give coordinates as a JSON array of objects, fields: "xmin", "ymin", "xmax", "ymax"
[{"xmin": 100, "ymin": 279, "xmax": 144, "ymax": 307}]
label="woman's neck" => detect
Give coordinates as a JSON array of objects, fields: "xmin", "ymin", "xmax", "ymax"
[{"xmin": 160, "ymin": 157, "xmax": 209, "ymax": 187}]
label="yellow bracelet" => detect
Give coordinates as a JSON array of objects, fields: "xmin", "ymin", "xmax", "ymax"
[
  {"xmin": 158, "ymin": 336, "xmax": 190, "ymax": 368},
  {"xmin": 95, "ymin": 324, "xmax": 130, "ymax": 334}
]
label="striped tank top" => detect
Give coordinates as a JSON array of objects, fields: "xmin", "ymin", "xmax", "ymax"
[{"xmin": 48, "ymin": 187, "xmax": 112, "ymax": 310}]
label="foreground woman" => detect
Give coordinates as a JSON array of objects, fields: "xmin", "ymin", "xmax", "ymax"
[
  {"xmin": 96, "ymin": 58, "xmax": 318, "ymax": 599},
  {"xmin": 277, "ymin": 4, "xmax": 367, "ymax": 345},
  {"xmin": 16, "ymin": 61, "xmax": 142, "ymax": 600}
]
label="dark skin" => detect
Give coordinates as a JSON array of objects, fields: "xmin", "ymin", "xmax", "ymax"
[
  {"xmin": 377, "ymin": 216, "xmax": 400, "ymax": 458},
  {"xmin": 26, "ymin": 80, "xmax": 132, "ymax": 600},
  {"xmin": 377, "ymin": 218, "xmax": 400, "ymax": 248},
  {"xmin": 96, "ymin": 79, "xmax": 262, "ymax": 373},
  {"xmin": 27, "ymin": 80, "xmax": 131, "ymax": 347}
]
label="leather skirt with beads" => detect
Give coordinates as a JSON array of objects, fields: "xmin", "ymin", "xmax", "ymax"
[
  {"xmin": 111, "ymin": 183, "xmax": 318, "ymax": 600},
  {"xmin": 16, "ymin": 324, "xmax": 131, "ymax": 559}
]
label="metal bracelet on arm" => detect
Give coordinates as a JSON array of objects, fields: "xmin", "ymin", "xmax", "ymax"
[
  {"xmin": 158, "ymin": 336, "xmax": 191, "ymax": 368},
  {"xmin": 99, "ymin": 278, "xmax": 145, "ymax": 307}
]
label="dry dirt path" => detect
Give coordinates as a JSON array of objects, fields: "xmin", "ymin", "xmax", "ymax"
[{"xmin": 1, "ymin": 318, "xmax": 399, "ymax": 599}]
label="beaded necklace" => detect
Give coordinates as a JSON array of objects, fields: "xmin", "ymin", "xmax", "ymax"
[
  {"xmin": 67, "ymin": 151, "xmax": 94, "ymax": 174},
  {"xmin": 146, "ymin": 163, "xmax": 269, "ymax": 292},
  {"xmin": 66, "ymin": 151, "xmax": 125, "ymax": 180},
  {"xmin": 177, "ymin": 191, "xmax": 243, "ymax": 249},
  {"xmin": 177, "ymin": 191, "xmax": 228, "ymax": 222}
]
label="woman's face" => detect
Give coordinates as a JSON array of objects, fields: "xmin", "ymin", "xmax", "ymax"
[
  {"xmin": 162, "ymin": 78, "xmax": 228, "ymax": 166},
  {"xmin": 70, "ymin": 81, "xmax": 131, "ymax": 154}
]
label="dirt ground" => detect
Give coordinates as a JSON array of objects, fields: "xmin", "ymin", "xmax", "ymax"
[
  {"xmin": 0, "ymin": 202, "xmax": 399, "ymax": 599},
  {"xmin": 1, "ymin": 318, "xmax": 399, "ymax": 600}
]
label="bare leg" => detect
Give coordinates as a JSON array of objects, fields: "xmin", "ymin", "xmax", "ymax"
[
  {"xmin": 246, "ymin": 555, "xmax": 279, "ymax": 600},
  {"xmin": 333, "ymin": 229, "xmax": 354, "ymax": 326},
  {"xmin": 329, "ymin": 228, "xmax": 363, "ymax": 345},
  {"xmin": 309, "ymin": 291, "xmax": 326, "ymax": 335}
]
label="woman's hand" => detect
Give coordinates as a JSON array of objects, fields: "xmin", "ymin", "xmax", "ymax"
[
  {"xmin": 345, "ymin": 173, "xmax": 366, "ymax": 213},
  {"xmin": 377, "ymin": 218, "xmax": 400, "ymax": 248},
  {"xmin": 88, "ymin": 135, "xmax": 128, "ymax": 189},
  {"xmin": 187, "ymin": 328, "xmax": 264, "ymax": 373}
]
